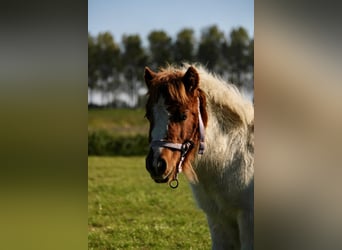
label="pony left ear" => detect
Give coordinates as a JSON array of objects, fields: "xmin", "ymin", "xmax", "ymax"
[
  {"xmin": 144, "ymin": 67, "xmax": 156, "ymax": 89},
  {"xmin": 182, "ymin": 66, "xmax": 199, "ymax": 93}
]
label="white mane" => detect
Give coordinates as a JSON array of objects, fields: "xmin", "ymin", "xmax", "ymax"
[
  {"xmin": 195, "ymin": 64, "xmax": 254, "ymax": 125},
  {"xmin": 177, "ymin": 63, "xmax": 254, "ymax": 249},
  {"xmin": 168, "ymin": 63, "xmax": 254, "ymax": 125}
]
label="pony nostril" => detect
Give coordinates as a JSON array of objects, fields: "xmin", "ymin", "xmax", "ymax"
[
  {"xmin": 156, "ymin": 158, "xmax": 167, "ymax": 173},
  {"xmin": 145, "ymin": 151, "xmax": 154, "ymax": 173}
]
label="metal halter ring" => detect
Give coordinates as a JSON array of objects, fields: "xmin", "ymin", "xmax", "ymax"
[
  {"xmin": 181, "ymin": 141, "xmax": 193, "ymax": 156},
  {"xmin": 169, "ymin": 179, "xmax": 179, "ymax": 189}
]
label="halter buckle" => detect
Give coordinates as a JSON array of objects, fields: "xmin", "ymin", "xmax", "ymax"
[{"xmin": 181, "ymin": 141, "xmax": 194, "ymax": 156}]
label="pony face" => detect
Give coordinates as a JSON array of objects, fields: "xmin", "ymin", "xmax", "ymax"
[{"xmin": 144, "ymin": 66, "xmax": 207, "ymax": 185}]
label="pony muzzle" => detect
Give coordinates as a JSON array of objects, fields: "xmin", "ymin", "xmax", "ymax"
[{"xmin": 145, "ymin": 151, "xmax": 170, "ymax": 181}]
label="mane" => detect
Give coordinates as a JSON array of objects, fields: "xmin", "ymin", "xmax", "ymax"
[
  {"xmin": 147, "ymin": 68, "xmax": 189, "ymax": 105},
  {"xmin": 157, "ymin": 63, "xmax": 254, "ymax": 128}
]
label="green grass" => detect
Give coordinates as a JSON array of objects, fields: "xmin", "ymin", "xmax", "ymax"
[
  {"xmin": 88, "ymin": 109, "xmax": 148, "ymax": 136},
  {"xmin": 88, "ymin": 156, "xmax": 211, "ymax": 250}
]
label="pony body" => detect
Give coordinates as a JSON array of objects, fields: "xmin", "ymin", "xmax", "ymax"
[
  {"xmin": 144, "ymin": 64, "xmax": 254, "ymax": 250},
  {"xmin": 191, "ymin": 65, "xmax": 254, "ymax": 250}
]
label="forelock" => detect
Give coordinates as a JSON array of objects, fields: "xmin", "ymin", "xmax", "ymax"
[{"xmin": 147, "ymin": 69, "xmax": 190, "ymax": 106}]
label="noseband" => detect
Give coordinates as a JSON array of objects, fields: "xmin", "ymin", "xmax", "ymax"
[{"xmin": 150, "ymin": 98, "xmax": 205, "ymax": 189}]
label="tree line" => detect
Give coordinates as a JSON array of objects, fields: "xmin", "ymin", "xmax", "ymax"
[{"xmin": 88, "ymin": 25, "xmax": 254, "ymax": 108}]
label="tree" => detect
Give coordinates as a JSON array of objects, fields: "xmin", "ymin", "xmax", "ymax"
[
  {"xmin": 147, "ymin": 30, "xmax": 173, "ymax": 68},
  {"xmin": 96, "ymin": 32, "xmax": 121, "ymax": 105},
  {"xmin": 88, "ymin": 33, "xmax": 98, "ymax": 105},
  {"xmin": 96, "ymin": 32, "xmax": 121, "ymax": 79},
  {"xmin": 227, "ymin": 27, "xmax": 250, "ymax": 85},
  {"xmin": 121, "ymin": 34, "xmax": 148, "ymax": 107},
  {"xmin": 88, "ymin": 26, "xmax": 253, "ymax": 108},
  {"xmin": 197, "ymin": 25, "xmax": 225, "ymax": 71},
  {"xmin": 173, "ymin": 28, "xmax": 196, "ymax": 63},
  {"xmin": 122, "ymin": 34, "xmax": 147, "ymax": 74},
  {"xmin": 247, "ymin": 38, "xmax": 254, "ymax": 72}
]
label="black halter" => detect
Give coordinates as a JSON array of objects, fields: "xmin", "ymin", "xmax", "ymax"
[{"xmin": 149, "ymin": 98, "xmax": 205, "ymax": 188}]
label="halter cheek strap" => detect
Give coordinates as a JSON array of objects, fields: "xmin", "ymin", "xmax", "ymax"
[
  {"xmin": 198, "ymin": 98, "xmax": 205, "ymax": 154},
  {"xmin": 149, "ymin": 98, "xmax": 206, "ymax": 188},
  {"xmin": 169, "ymin": 141, "xmax": 193, "ymax": 188}
]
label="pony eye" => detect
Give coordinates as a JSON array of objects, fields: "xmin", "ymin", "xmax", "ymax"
[
  {"xmin": 180, "ymin": 113, "xmax": 187, "ymax": 121},
  {"xmin": 172, "ymin": 113, "xmax": 187, "ymax": 122}
]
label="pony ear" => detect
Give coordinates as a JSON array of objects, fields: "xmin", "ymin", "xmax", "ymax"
[
  {"xmin": 182, "ymin": 66, "xmax": 199, "ymax": 93},
  {"xmin": 144, "ymin": 67, "xmax": 156, "ymax": 89}
]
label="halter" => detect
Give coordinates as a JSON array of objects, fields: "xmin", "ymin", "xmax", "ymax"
[{"xmin": 149, "ymin": 97, "xmax": 205, "ymax": 189}]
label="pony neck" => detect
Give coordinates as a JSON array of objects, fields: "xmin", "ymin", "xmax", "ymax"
[{"xmin": 194, "ymin": 96, "xmax": 252, "ymax": 174}]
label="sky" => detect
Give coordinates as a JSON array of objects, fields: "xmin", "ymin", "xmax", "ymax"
[{"xmin": 88, "ymin": 0, "xmax": 254, "ymax": 45}]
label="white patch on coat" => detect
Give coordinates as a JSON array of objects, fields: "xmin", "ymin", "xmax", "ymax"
[
  {"xmin": 151, "ymin": 96, "xmax": 169, "ymax": 141},
  {"xmin": 151, "ymin": 96, "xmax": 169, "ymax": 166}
]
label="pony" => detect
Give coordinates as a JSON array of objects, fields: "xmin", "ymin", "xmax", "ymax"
[{"xmin": 144, "ymin": 63, "xmax": 254, "ymax": 250}]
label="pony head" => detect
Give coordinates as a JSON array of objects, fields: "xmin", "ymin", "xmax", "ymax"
[{"xmin": 144, "ymin": 66, "xmax": 207, "ymax": 186}]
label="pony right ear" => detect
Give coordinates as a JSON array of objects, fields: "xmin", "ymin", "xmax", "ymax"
[
  {"xmin": 182, "ymin": 66, "xmax": 199, "ymax": 94},
  {"xmin": 144, "ymin": 67, "xmax": 156, "ymax": 89}
]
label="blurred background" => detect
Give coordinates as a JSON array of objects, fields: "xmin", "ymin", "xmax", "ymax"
[{"xmin": 2, "ymin": 0, "xmax": 341, "ymax": 249}]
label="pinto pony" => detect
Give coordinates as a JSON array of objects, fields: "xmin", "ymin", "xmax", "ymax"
[{"xmin": 144, "ymin": 64, "xmax": 254, "ymax": 250}]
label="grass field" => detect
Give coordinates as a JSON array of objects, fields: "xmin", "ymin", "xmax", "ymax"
[
  {"xmin": 88, "ymin": 109, "xmax": 148, "ymax": 136},
  {"xmin": 88, "ymin": 156, "xmax": 211, "ymax": 250}
]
